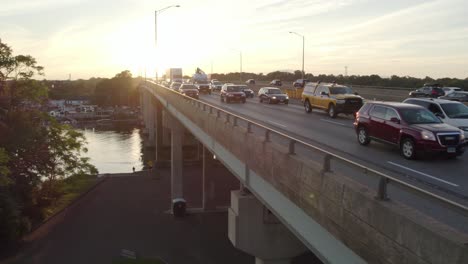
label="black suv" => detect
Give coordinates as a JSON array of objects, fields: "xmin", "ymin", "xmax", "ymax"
[
  {"xmin": 293, "ymin": 79, "xmax": 310, "ymax": 88},
  {"xmin": 258, "ymin": 87, "xmax": 289, "ymax": 104},
  {"xmin": 270, "ymin": 79, "xmax": 282, "ymax": 86}
]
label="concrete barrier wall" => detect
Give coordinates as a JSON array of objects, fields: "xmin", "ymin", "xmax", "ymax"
[{"xmin": 145, "ymin": 83, "xmax": 468, "ymax": 264}]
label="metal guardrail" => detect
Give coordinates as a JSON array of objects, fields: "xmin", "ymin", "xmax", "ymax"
[{"xmin": 142, "ymin": 81, "xmax": 468, "ymax": 218}]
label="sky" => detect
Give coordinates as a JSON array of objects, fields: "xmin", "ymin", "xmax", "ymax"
[{"xmin": 1, "ymin": 0, "xmax": 468, "ymax": 80}]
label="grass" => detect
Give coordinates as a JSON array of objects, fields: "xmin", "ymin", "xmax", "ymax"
[{"xmin": 44, "ymin": 174, "xmax": 98, "ymax": 220}]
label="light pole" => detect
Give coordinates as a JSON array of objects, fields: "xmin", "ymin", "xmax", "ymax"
[
  {"xmin": 289, "ymin": 31, "xmax": 305, "ymax": 80},
  {"xmin": 155, "ymin": 5, "xmax": 180, "ymax": 82}
]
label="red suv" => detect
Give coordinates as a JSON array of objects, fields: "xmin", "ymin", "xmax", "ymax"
[{"xmin": 354, "ymin": 102, "xmax": 465, "ymax": 159}]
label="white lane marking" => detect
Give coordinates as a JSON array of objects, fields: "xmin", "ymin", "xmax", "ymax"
[
  {"xmin": 320, "ymin": 119, "xmax": 347, "ymax": 126},
  {"xmin": 267, "ymin": 120, "xmax": 287, "ymax": 128},
  {"xmin": 387, "ymin": 161, "xmax": 459, "ymax": 187}
]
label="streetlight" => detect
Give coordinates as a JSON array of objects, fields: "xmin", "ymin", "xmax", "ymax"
[
  {"xmin": 289, "ymin": 31, "xmax": 305, "ymax": 80},
  {"xmin": 155, "ymin": 5, "xmax": 180, "ymax": 82}
]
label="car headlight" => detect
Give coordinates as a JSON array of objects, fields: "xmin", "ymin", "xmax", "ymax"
[
  {"xmin": 421, "ymin": 130, "xmax": 436, "ymax": 141},
  {"xmin": 460, "ymin": 130, "xmax": 466, "ymax": 141},
  {"xmin": 272, "ymin": 96, "xmax": 277, "ymax": 99},
  {"xmin": 285, "ymin": 96, "xmax": 289, "ymax": 99},
  {"xmin": 336, "ymin": 99, "xmax": 345, "ymax": 104}
]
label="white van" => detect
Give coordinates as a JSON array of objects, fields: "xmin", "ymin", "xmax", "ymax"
[{"xmin": 403, "ymin": 98, "xmax": 468, "ymax": 137}]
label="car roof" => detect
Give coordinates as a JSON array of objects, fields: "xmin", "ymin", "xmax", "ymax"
[
  {"xmin": 307, "ymin": 82, "xmax": 349, "ymax": 88},
  {"xmin": 404, "ymin": 98, "xmax": 464, "ymax": 104},
  {"xmin": 369, "ymin": 101, "xmax": 424, "ymax": 109}
]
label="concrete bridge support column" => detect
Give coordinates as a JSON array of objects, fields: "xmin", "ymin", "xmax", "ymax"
[
  {"xmin": 169, "ymin": 113, "xmax": 184, "ymax": 210},
  {"xmin": 228, "ymin": 190, "xmax": 306, "ymax": 264},
  {"xmin": 154, "ymin": 100, "xmax": 163, "ymax": 162},
  {"xmin": 141, "ymin": 90, "xmax": 148, "ymax": 135},
  {"xmin": 147, "ymin": 99, "xmax": 156, "ymax": 146}
]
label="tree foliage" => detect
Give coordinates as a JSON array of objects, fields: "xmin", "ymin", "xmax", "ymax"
[{"xmin": 0, "ymin": 39, "xmax": 97, "ymax": 247}]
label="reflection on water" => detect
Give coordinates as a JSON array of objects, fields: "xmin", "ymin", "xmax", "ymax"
[{"xmin": 78, "ymin": 124, "xmax": 145, "ymax": 174}]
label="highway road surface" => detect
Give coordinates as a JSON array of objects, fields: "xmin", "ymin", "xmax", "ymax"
[{"xmin": 197, "ymin": 92, "xmax": 468, "ymax": 232}]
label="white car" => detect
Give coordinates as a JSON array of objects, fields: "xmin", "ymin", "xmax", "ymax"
[
  {"xmin": 403, "ymin": 98, "xmax": 468, "ymax": 137},
  {"xmin": 442, "ymin": 87, "xmax": 462, "ymax": 96}
]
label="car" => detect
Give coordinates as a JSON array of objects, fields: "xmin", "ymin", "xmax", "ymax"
[
  {"xmin": 438, "ymin": 91, "xmax": 468, "ymax": 104},
  {"xmin": 403, "ymin": 98, "xmax": 468, "ymax": 138},
  {"xmin": 242, "ymin": 87, "xmax": 254, "ymax": 98},
  {"xmin": 220, "ymin": 84, "xmax": 246, "ymax": 103},
  {"xmin": 170, "ymin": 82, "xmax": 182, "ymax": 91},
  {"xmin": 246, "ymin": 79, "xmax": 256, "ymax": 85},
  {"xmin": 409, "ymin": 86, "xmax": 445, "ymax": 98},
  {"xmin": 301, "ymin": 82, "xmax": 363, "ymax": 118},
  {"xmin": 210, "ymin": 81, "xmax": 224, "ymax": 92},
  {"xmin": 194, "ymin": 81, "xmax": 211, "ymax": 94},
  {"xmin": 293, "ymin": 79, "xmax": 310, "ymax": 88},
  {"xmin": 178, "ymin": 84, "xmax": 199, "ymax": 99},
  {"xmin": 354, "ymin": 102, "xmax": 465, "ymax": 159},
  {"xmin": 258, "ymin": 87, "xmax": 288, "ymax": 104},
  {"xmin": 269, "ymin": 79, "xmax": 282, "ymax": 86},
  {"xmin": 442, "ymin": 87, "xmax": 463, "ymax": 96}
]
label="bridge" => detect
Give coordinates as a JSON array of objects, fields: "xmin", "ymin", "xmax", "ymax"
[{"xmin": 139, "ymin": 81, "xmax": 468, "ymax": 264}]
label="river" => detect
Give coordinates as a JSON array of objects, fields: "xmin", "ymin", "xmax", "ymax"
[{"xmin": 77, "ymin": 124, "xmax": 146, "ymax": 174}]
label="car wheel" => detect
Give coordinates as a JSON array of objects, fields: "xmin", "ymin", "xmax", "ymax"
[
  {"xmin": 268, "ymin": 98, "xmax": 272, "ymax": 104},
  {"xmin": 285, "ymin": 102, "xmax": 289, "ymax": 105},
  {"xmin": 221, "ymin": 96, "xmax": 224, "ymax": 102},
  {"xmin": 259, "ymin": 97, "xmax": 263, "ymax": 103},
  {"xmin": 357, "ymin": 127, "xmax": 370, "ymax": 145},
  {"xmin": 242, "ymin": 99, "xmax": 246, "ymax": 104},
  {"xmin": 304, "ymin": 100, "xmax": 312, "ymax": 113},
  {"xmin": 401, "ymin": 138, "xmax": 416, "ymax": 160},
  {"xmin": 328, "ymin": 104, "xmax": 337, "ymax": 118}
]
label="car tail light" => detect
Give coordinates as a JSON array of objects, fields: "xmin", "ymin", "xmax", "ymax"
[{"xmin": 432, "ymin": 90, "xmax": 437, "ymax": 95}]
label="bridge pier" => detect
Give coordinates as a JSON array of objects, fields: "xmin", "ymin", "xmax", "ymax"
[
  {"xmin": 169, "ymin": 113, "xmax": 184, "ymax": 212},
  {"xmin": 228, "ymin": 190, "xmax": 306, "ymax": 264}
]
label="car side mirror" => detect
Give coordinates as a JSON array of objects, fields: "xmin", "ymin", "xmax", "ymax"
[
  {"xmin": 320, "ymin": 91, "xmax": 328, "ymax": 96},
  {"xmin": 435, "ymin": 112, "xmax": 445, "ymax": 119},
  {"xmin": 390, "ymin": 117, "xmax": 400, "ymax": 124},
  {"xmin": 354, "ymin": 92, "xmax": 359, "ymax": 95}
]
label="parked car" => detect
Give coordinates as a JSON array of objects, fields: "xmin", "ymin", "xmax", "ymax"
[
  {"xmin": 403, "ymin": 98, "xmax": 468, "ymax": 138},
  {"xmin": 246, "ymin": 79, "xmax": 256, "ymax": 85},
  {"xmin": 442, "ymin": 87, "xmax": 463, "ymax": 96},
  {"xmin": 170, "ymin": 82, "xmax": 182, "ymax": 91},
  {"xmin": 293, "ymin": 79, "xmax": 310, "ymax": 88},
  {"xmin": 241, "ymin": 87, "xmax": 254, "ymax": 98},
  {"xmin": 220, "ymin": 84, "xmax": 246, "ymax": 103},
  {"xmin": 438, "ymin": 92, "xmax": 468, "ymax": 104},
  {"xmin": 354, "ymin": 102, "xmax": 465, "ymax": 159},
  {"xmin": 210, "ymin": 81, "xmax": 224, "ymax": 92},
  {"xmin": 179, "ymin": 84, "xmax": 199, "ymax": 99},
  {"xmin": 409, "ymin": 86, "xmax": 445, "ymax": 98},
  {"xmin": 258, "ymin": 87, "xmax": 288, "ymax": 104},
  {"xmin": 269, "ymin": 79, "xmax": 282, "ymax": 86},
  {"xmin": 301, "ymin": 82, "xmax": 363, "ymax": 118}
]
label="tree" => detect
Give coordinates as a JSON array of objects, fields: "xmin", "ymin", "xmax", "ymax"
[{"xmin": 0, "ymin": 39, "xmax": 97, "ymax": 247}]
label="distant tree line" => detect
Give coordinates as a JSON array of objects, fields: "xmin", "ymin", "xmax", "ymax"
[
  {"xmin": 47, "ymin": 71, "xmax": 141, "ymax": 107},
  {"xmin": 1, "ymin": 39, "xmax": 96, "ymax": 251},
  {"xmin": 211, "ymin": 70, "xmax": 468, "ymax": 89}
]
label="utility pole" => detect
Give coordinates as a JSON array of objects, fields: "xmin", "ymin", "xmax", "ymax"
[
  {"xmin": 289, "ymin": 31, "xmax": 305, "ymax": 80},
  {"xmin": 345, "ymin": 66, "xmax": 348, "ymax": 77}
]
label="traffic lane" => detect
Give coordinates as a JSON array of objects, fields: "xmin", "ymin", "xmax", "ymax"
[
  {"xmin": 199, "ymin": 94, "xmax": 468, "ymax": 231},
  {"xmin": 199, "ymin": 94, "xmax": 468, "ymax": 196}
]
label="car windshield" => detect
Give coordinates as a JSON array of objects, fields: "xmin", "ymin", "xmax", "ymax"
[
  {"xmin": 227, "ymin": 86, "xmax": 243, "ymax": 92},
  {"xmin": 330, "ymin": 86, "xmax": 353, "ymax": 94},
  {"xmin": 267, "ymin": 89, "xmax": 282, "ymax": 94},
  {"xmin": 400, "ymin": 108, "xmax": 442, "ymax": 124},
  {"xmin": 181, "ymin": 85, "xmax": 197, "ymax": 90},
  {"xmin": 440, "ymin": 103, "xmax": 468, "ymax": 119}
]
